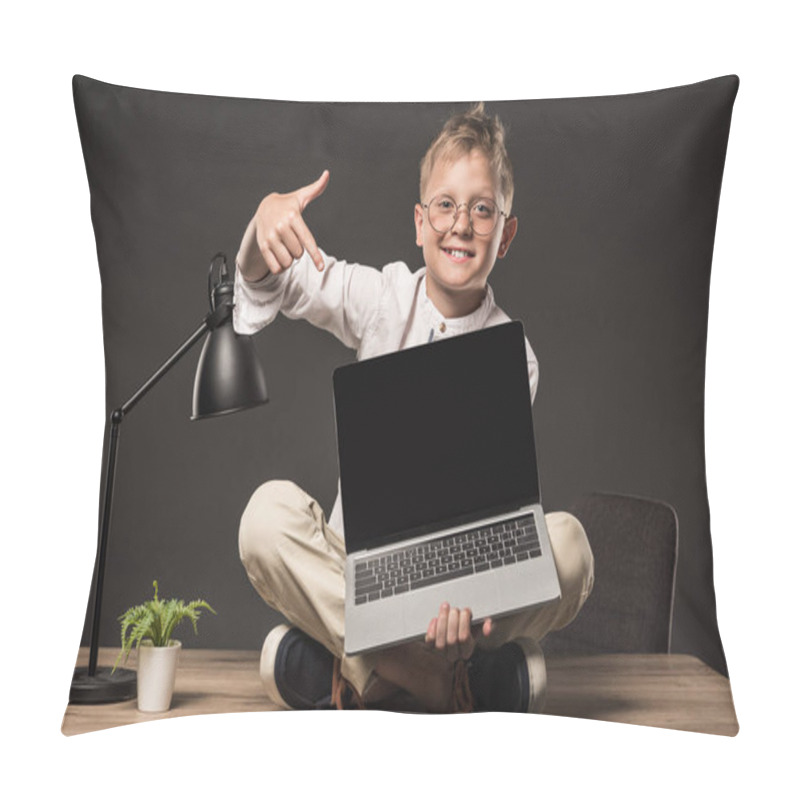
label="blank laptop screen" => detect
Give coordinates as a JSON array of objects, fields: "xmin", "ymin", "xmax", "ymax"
[{"xmin": 333, "ymin": 322, "xmax": 540, "ymax": 555}]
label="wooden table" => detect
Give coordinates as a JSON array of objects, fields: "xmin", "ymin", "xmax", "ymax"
[{"xmin": 62, "ymin": 647, "xmax": 738, "ymax": 737}]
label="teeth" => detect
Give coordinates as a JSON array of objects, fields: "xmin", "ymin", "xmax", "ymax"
[{"xmin": 445, "ymin": 249, "xmax": 471, "ymax": 258}]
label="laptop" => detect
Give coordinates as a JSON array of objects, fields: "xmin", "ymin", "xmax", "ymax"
[{"xmin": 333, "ymin": 321, "xmax": 561, "ymax": 655}]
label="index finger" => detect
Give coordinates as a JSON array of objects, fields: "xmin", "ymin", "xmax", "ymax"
[{"xmin": 290, "ymin": 214, "xmax": 325, "ymax": 271}]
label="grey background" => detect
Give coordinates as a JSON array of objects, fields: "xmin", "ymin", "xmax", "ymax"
[{"xmin": 74, "ymin": 75, "xmax": 737, "ymax": 675}]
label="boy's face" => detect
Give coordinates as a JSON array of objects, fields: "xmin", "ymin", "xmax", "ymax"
[{"xmin": 415, "ymin": 149, "xmax": 517, "ymax": 315}]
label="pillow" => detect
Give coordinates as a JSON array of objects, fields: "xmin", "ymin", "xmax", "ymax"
[{"xmin": 63, "ymin": 74, "xmax": 738, "ymax": 735}]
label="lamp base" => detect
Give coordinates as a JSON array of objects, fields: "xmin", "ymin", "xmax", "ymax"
[{"xmin": 70, "ymin": 666, "xmax": 137, "ymax": 705}]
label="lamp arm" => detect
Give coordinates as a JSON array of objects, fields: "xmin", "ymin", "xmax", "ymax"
[
  {"xmin": 119, "ymin": 304, "xmax": 230, "ymax": 418},
  {"xmin": 86, "ymin": 304, "xmax": 231, "ymax": 676}
]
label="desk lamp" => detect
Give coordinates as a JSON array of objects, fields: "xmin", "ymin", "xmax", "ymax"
[{"xmin": 70, "ymin": 253, "xmax": 268, "ymax": 703}]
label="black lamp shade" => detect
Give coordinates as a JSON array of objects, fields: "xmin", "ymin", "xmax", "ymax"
[{"xmin": 192, "ymin": 321, "xmax": 268, "ymax": 420}]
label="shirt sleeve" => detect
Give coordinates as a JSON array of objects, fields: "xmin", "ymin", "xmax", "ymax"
[
  {"xmin": 233, "ymin": 249, "xmax": 384, "ymax": 351},
  {"xmin": 524, "ymin": 338, "xmax": 539, "ymax": 405}
]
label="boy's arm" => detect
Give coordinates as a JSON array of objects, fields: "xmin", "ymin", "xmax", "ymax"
[{"xmin": 234, "ymin": 248, "xmax": 383, "ymax": 350}]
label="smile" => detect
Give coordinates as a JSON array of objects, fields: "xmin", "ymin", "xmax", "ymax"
[{"xmin": 442, "ymin": 247, "xmax": 474, "ymax": 261}]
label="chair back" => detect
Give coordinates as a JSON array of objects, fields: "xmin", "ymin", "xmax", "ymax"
[{"xmin": 542, "ymin": 492, "xmax": 678, "ymax": 655}]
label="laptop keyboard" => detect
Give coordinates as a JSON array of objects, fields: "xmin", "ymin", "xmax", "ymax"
[{"xmin": 353, "ymin": 513, "xmax": 541, "ymax": 605}]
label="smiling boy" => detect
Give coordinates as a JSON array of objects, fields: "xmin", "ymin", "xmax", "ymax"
[{"xmin": 235, "ymin": 104, "xmax": 594, "ymax": 713}]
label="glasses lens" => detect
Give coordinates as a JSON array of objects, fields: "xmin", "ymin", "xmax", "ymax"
[
  {"xmin": 428, "ymin": 195, "xmax": 456, "ymax": 233},
  {"xmin": 470, "ymin": 198, "xmax": 499, "ymax": 236}
]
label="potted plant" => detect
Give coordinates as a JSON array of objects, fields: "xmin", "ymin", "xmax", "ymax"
[{"xmin": 113, "ymin": 580, "xmax": 215, "ymax": 712}]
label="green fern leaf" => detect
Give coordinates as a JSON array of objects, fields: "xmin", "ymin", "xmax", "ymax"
[{"xmin": 113, "ymin": 582, "xmax": 215, "ymax": 670}]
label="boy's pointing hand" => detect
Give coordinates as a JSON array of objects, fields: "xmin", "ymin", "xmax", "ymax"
[{"xmin": 252, "ymin": 169, "xmax": 330, "ymax": 276}]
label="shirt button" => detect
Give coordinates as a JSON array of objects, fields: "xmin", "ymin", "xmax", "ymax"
[{"xmin": 439, "ymin": 322, "xmax": 446, "ymax": 333}]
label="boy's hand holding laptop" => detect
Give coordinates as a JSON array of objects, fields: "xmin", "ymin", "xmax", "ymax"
[{"xmin": 425, "ymin": 603, "xmax": 495, "ymax": 663}]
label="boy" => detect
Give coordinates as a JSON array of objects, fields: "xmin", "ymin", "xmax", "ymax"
[{"xmin": 235, "ymin": 105, "xmax": 594, "ymax": 713}]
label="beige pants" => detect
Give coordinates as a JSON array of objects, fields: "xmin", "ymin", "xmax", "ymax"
[{"xmin": 239, "ymin": 480, "xmax": 595, "ymax": 696}]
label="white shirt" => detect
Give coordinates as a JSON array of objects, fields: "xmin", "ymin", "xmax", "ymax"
[{"xmin": 234, "ymin": 250, "xmax": 539, "ymax": 535}]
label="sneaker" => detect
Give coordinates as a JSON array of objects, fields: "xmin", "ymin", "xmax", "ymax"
[
  {"xmin": 456, "ymin": 638, "xmax": 547, "ymax": 713},
  {"xmin": 259, "ymin": 624, "xmax": 364, "ymax": 710}
]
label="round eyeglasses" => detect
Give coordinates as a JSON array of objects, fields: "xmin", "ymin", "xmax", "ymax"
[{"xmin": 421, "ymin": 194, "xmax": 507, "ymax": 237}]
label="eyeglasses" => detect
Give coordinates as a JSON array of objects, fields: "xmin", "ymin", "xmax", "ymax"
[{"xmin": 421, "ymin": 194, "xmax": 507, "ymax": 237}]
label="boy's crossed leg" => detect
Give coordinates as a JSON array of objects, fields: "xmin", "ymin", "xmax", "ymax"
[{"xmin": 239, "ymin": 479, "xmax": 594, "ymax": 711}]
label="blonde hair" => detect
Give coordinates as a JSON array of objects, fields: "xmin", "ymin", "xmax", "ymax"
[{"xmin": 419, "ymin": 102, "xmax": 514, "ymax": 213}]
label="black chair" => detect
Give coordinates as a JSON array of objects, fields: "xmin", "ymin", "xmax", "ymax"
[{"xmin": 542, "ymin": 492, "xmax": 678, "ymax": 656}]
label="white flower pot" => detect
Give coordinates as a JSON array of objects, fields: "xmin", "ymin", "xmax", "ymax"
[{"xmin": 136, "ymin": 640, "xmax": 182, "ymax": 712}]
